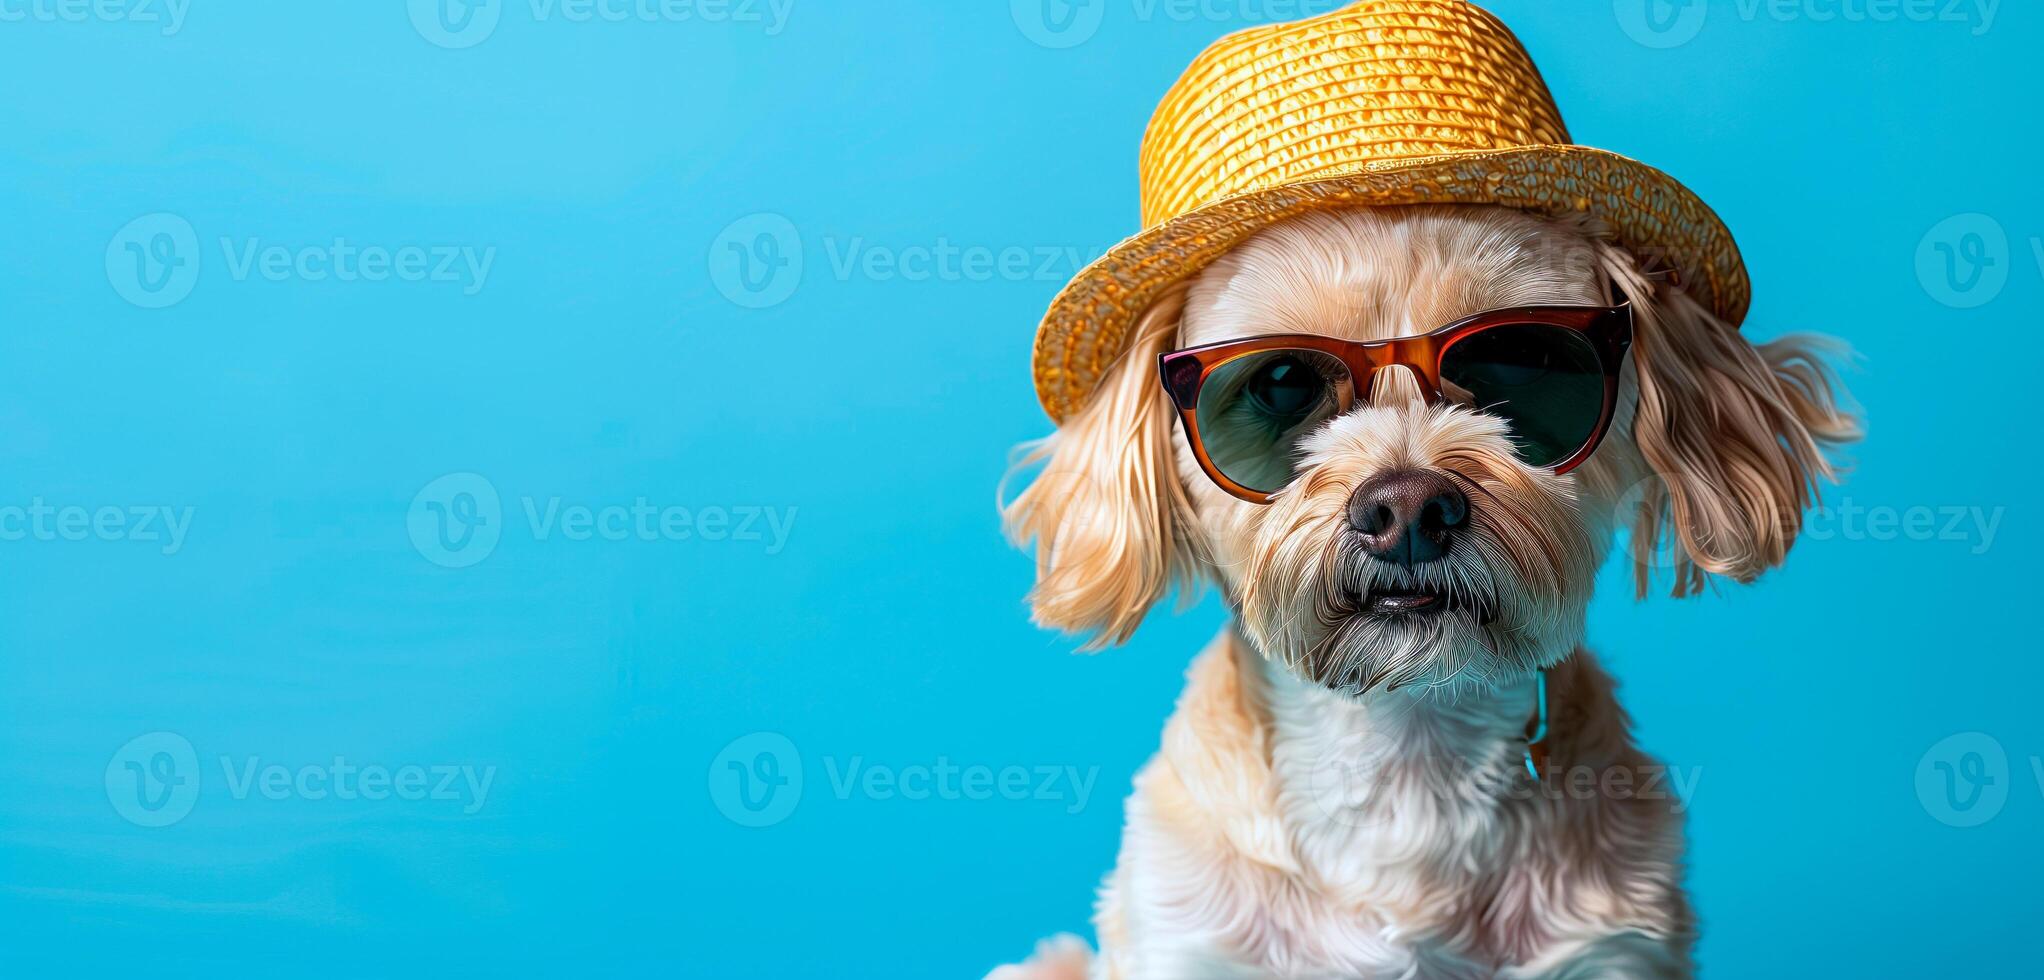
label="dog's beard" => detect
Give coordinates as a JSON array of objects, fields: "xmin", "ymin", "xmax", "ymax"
[{"xmin": 1307, "ymin": 535, "xmax": 1509, "ymax": 695}]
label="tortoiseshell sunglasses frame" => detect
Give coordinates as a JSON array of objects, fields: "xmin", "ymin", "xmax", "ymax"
[{"xmin": 1157, "ymin": 303, "xmax": 1634, "ymax": 504}]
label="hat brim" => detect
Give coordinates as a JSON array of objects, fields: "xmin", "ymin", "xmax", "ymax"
[{"xmin": 1033, "ymin": 144, "xmax": 1748, "ymax": 424}]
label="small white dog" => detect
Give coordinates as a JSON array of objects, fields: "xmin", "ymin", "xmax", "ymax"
[{"xmin": 995, "ymin": 205, "xmax": 1854, "ymax": 978}]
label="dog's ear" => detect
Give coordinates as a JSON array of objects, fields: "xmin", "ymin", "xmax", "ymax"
[
  {"xmin": 1598, "ymin": 246, "xmax": 1859, "ymax": 597},
  {"xmin": 1003, "ymin": 285, "xmax": 1199, "ymax": 649}
]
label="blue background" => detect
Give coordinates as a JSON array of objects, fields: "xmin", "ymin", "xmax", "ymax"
[{"xmin": 1, "ymin": 1, "xmax": 2038, "ymax": 976}]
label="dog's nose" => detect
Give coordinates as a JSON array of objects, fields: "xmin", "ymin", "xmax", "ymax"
[{"xmin": 1347, "ymin": 469, "xmax": 1469, "ymax": 568}]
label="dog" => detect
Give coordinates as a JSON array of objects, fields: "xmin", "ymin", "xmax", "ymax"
[{"xmin": 992, "ymin": 204, "xmax": 1855, "ymax": 978}]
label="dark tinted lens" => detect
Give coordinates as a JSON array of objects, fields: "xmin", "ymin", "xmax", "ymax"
[
  {"xmin": 1439, "ymin": 323, "xmax": 1606, "ymax": 468},
  {"xmin": 1194, "ymin": 349, "xmax": 1349, "ymax": 494}
]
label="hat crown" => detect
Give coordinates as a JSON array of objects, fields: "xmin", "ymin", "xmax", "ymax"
[{"xmin": 1141, "ymin": 0, "xmax": 1569, "ymax": 226}]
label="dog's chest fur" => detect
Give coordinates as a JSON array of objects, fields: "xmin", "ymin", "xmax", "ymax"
[{"xmin": 1096, "ymin": 633, "xmax": 1691, "ymax": 979}]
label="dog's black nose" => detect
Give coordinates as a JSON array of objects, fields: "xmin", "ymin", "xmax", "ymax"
[{"xmin": 1347, "ymin": 469, "xmax": 1469, "ymax": 568}]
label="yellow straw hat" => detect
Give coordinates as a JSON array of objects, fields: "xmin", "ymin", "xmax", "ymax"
[{"xmin": 1033, "ymin": 0, "xmax": 1748, "ymax": 423}]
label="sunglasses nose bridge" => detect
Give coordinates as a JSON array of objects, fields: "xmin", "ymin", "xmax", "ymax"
[{"xmin": 1361, "ymin": 363, "xmax": 1430, "ymax": 408}]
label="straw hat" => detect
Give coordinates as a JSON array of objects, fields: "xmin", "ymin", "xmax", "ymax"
[{"xmin": 1033, "ymin": 0, "xmax": 1748, "ymax": 423}]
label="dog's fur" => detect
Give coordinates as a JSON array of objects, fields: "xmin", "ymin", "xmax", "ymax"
[{"xmin": 995, "ymin": 206, "xmax": 1855, "ymax": 979}]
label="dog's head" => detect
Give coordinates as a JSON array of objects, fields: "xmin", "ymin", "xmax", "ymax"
[{"xmin": 1007, "ymin": 206, "xmax": 1856, "ymax": 698}]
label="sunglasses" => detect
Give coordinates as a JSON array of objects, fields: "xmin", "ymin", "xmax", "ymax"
[{"xmin": 1158, "ymin": 303, "xmax": 1633, "ymax": 503}]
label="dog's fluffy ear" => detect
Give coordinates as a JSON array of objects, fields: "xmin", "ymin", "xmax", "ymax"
[
  {"xmin": 1599, "ymin": 246, "xmax": 1859, "ymax": 597},
  {"xmin": 1003, "ymin": 285, "xmax": 1199, "ymax": 649}
]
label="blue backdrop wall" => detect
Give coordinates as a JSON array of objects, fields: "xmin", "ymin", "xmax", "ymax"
[{"xmin": 1, "ymin": 1, "xmax": 2037, "ymax": 976}]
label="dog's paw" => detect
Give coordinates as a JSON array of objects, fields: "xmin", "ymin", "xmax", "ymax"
[{"xmin": 983, "ymin": 933, "xmax": 1093, "ymax": 980}]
